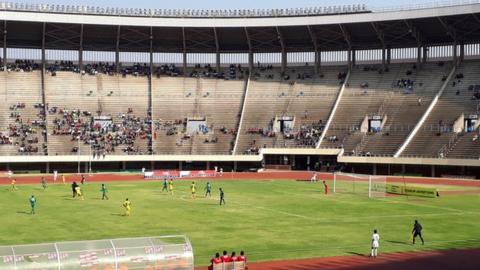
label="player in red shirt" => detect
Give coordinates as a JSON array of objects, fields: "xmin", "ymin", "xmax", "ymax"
[
  {"xmin": 230, "ymin": 251, "xmax": 237, "ymax": 262},
  {"xmin": 221, "ymin": 250, "xmax": 231, "ymax": 262},
  {"xmin": 323, "ymin": 181, "xmax": 329, "ymax": 195},
  {"xmin": 208, "ymin": 253, "xmax": 222, "ymax": 270},
  {"xmin": 236, "ymin": 251, "xmax": 247, "ymax": 269}
]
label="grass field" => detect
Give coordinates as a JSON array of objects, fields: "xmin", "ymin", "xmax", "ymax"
[{"xmin": 1, "ymin": 178, "xmax": 479, "ymax": 266}]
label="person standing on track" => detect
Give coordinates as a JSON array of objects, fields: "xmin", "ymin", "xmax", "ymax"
[
  {"xmin": 323, "ymin": 180, "xmax": 329, "ymax": 195},
  {"xmin": 219, "ymin": 188, "xmax": 226, "ymax": 205},
  {"xmin": 81, "ymin": 174, "xmax": 86, "ymax": 185},
  {"xmin": 311, "ymin": 173, "xmax": 317, "ymax": 183},
  {"xmin": 53, "ymin": 170, "xmax": 58, "ymax": 183},
  {"xmin": 11, "ymin": 178, "xmax": 17, "ymax": 191},
  {"xmin": 41, "ymin": 177, "xmax": 47, "ymax": 190},
  {"xmin": 371, "ymin": 229, "xmax": 380, "ymax": 258},
  {"xmin": 62, "ymin": 174, "xmax": 66, "ymax": 185},
  {"xmin": 412, "ymin": 220, "xmax": 425, "ymax": 245}
]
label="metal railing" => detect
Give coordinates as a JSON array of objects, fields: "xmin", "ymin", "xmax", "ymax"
[
  {"xmin": 0, "ymin": 1, "xmax": 478, "ymax": 19},
  {"xmin": 0, "ymin": 2, "xmax": 369, "ymax": 18},
  {"xmin": 372, "ymin": 0, "xmax": 480, "ymax": 12}
]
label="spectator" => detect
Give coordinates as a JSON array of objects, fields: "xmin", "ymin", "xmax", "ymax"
[
  {"xmin": 221, "ymin": 250, "xmax": 230, "ymax": 262},
  {"xmin": 208, "ymin": 253, "xmax": 222, "ymax": 270}
]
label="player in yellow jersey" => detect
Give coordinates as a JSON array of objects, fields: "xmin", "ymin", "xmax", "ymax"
[
  {"xmin": 123, "ymin": 198, "xmax": 131, "ymax": 216},
  {"xmin": 169, "ymin": 179, "xmax": 174, "ymax": 195},
  {"xmin": 75, "ymin": 186, "xmax": 84, "ymax": 200},
  {"xmin": 11, "ymin": 178, "xmax": 17, "ymax": 191},
  {"xmin": 191, "ymin": 181, "xmax": 196, "ymax": 199}
]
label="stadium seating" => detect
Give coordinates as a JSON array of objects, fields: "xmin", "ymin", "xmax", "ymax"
[
  {"xmin": 324, "ymin": 62, "xmax": 451, "ymax": 156},
  {"xmin": 0, "ymin": 61, "xmax": 479, "ymax": 159},
  {"xmin": 235, "ymin": 66, "xmax": 344, "ymax": 154},
  {"xmin": 403, "ymin": 60, "xmax": 480, "ymax": 158},
  {"xmin": 0, "ymin": 71, "xmax": 44, "ymax": 155},
  {"xmin": 152, "ymin": 76, "xmax": 245, "ymax": 154},
  {"xmin": 44, "ymin": 72, "xmax": 150, "ymax": 156}
]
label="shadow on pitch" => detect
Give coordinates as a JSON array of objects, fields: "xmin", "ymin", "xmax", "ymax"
[
  {"xmin": 386, "ymin": 240, "xmax": 409, "ymax": 245},
  {"xmin": 110, "ymin": 213, "xmax": 124, "ymax": 216},
  {"xmin": 16, "ymin": 211, "xmax": 32, "ymax": 215},
  {"xmin": 346, "ymin": 252, "xmax": 366, "ymax": 257}
]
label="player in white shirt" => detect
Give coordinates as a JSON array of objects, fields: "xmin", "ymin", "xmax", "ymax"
[
  {"xmin": 371, "ymin": 229, "xmax": 380, "ymax": 258},
  {"xmin": 53, "ymin": 170, "xmax": 58, "ymax": 183},
  {"xmin": 310, "ymin": 173, "xmax": 317, "ymax": 183}
]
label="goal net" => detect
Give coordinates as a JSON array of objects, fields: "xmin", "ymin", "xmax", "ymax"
[{"xmin": 333, "ymin": 172, "xmax": 387, "ymax": 198}]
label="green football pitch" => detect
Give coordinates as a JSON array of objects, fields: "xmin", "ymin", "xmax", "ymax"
[{"xmin": 1, "ymin": 179, "xmax": 479, "ymax": 266}]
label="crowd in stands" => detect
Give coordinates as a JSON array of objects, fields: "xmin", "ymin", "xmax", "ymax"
[
  {"xmin": 208, "ymin": 250, "xmax": 247, "ymax": 270},
  {"xmin": 187, "ymin": 64, "xmax": 244, "ymax": 80},
  {"xmin": 289, "ymin": 121, "xmax": 324, "ymax": 147},
  {"xmin": 155, "ymin": 64, "xmax": 181, "ymax": 76},
  {"xmin": 49, "ymin": 107, "xmax": 150, "ymax": 155},
  {"xmin": 4, "ymin": 103, "xmax": 46, "ymax": 154},
  {"xmin": 3, "ymin": 59, "xmax": 39, "ymax": 72}
]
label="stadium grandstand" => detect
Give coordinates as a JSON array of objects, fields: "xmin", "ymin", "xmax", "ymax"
[{"xmin": 0, "ymin": 1, "xmax": 480, "ymax": 178}]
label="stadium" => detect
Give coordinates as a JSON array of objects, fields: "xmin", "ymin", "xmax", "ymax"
[{"xmin": 0, "ymin": 0, "xmax": 479, "ymax": 269}]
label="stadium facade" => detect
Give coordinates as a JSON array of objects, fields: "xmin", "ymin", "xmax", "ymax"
[{"xmin": 1, "ymin": 2, "xmax": 480, "ymax": 177}]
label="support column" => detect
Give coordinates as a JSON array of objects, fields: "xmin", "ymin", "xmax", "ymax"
[
  {"xmin": 150, "ymin": 161, "xmax": 154, "ymax": 170},
  {"xmin": 149, "ymin": 28, "xmax": 154, "ymax": 155},
  {"xmin": 79, "ymin": 24, "xmax": 84, "ymax": 72},
  {"xmin": 178, "ymin": 161, "xmax": 183, "ymax": 170},
  {"xmin": 351, "ymin": 49, "xmax": 356, "ymax": 67},
  {"xmin": 233, "ymin": 161, "xmax": 237, "ymax": 172},
  {"xmin": 431, "ymin": 165, "xmax": 435, "ymax": 177},
  {"xmin": 417, "ymin": 45, "xmax": 422, "ymax": 67},
  {"xmin": 347, "ymin": 49, "xmax": 352, "ymax": 70},
  {"xmin": 281, "ymin": 50, "xmax": 287, "ymax": 73},
  {"xmin": 372, "ymin": 163, "xmax": 377, "ymax": 175},
  {"xmin": 459, "ymin": 43, "xmax": 465, "ymax": 63},
  {"xmin": 41, "ymin": 22, "xmax": 48, "ymax": 152},
  {"xmin": 115, "ymin": 25, "xmax": 120, "ymax": 74},
  {"xmin": 183, "ymin": 51, "xmax": 187, "ymax": 76},
  {"xmin": 206, "ymin": 161, "xmax": 210, "ymax": 170},
  {"xmin": 452, "ymin": 41, "xmax": 458, "ymax": 64},
  {"xmin": 122, "ymin": 161, "xmax": 126, "ymax": 170},
  {"xmin": 2, "ymin": 21, "xmax": 6, "ymax": 72},
  {"xmin": 46, "ymin": 162, "xmax": 50, "ymax": 174},
  {"xmin": 386, "ymin": 48, "xmax": 391, "ymax": 65},
  {"xmin": 401, "ymin": 164, "xmax": 406, "ymax": 174},
  {"xmin": 381, "ymin": 48, "xmax": 386, "ymax": 69},
  {"xmin": 422, "ymin": 46, "xmax": 428, "ymax": 64},
  {"xmin": 216, "ymin": 52, "xmax": 220, "ymax": 73},
  {"xmin": 182, "ymin": 27, "xmax": 187, "ymax": 76},
  {"xmin": 314, "ymin": 50, "xmax": 321, "ymax": 75},
  {"xmin": 248, "ymin": 51, "xmax": 254, "ymax": 73}
]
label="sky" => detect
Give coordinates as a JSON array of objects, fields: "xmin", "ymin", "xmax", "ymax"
[{"xmin": 7, "ymin": 0, "xmax": 449, "ymax": 10}]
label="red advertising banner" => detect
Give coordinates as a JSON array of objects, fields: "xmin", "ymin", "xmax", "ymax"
[{"xmin": 144, "ymin": 170, "xmax": 217, "ymax": 179}]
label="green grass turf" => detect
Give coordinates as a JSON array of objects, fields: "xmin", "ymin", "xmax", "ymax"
[{"xmin": 0, "ymin": 179, "xmax": 479, "ymax": 266}]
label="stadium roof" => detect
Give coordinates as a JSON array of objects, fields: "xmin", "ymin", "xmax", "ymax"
[{"xmin": 0, "ymin": 2, "xmax": 480, "ymax": 53}]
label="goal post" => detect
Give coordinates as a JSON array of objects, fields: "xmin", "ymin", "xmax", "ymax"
[{"xmin": 333, "ymin": 172, "xmax": 387, "ymax": 198}]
